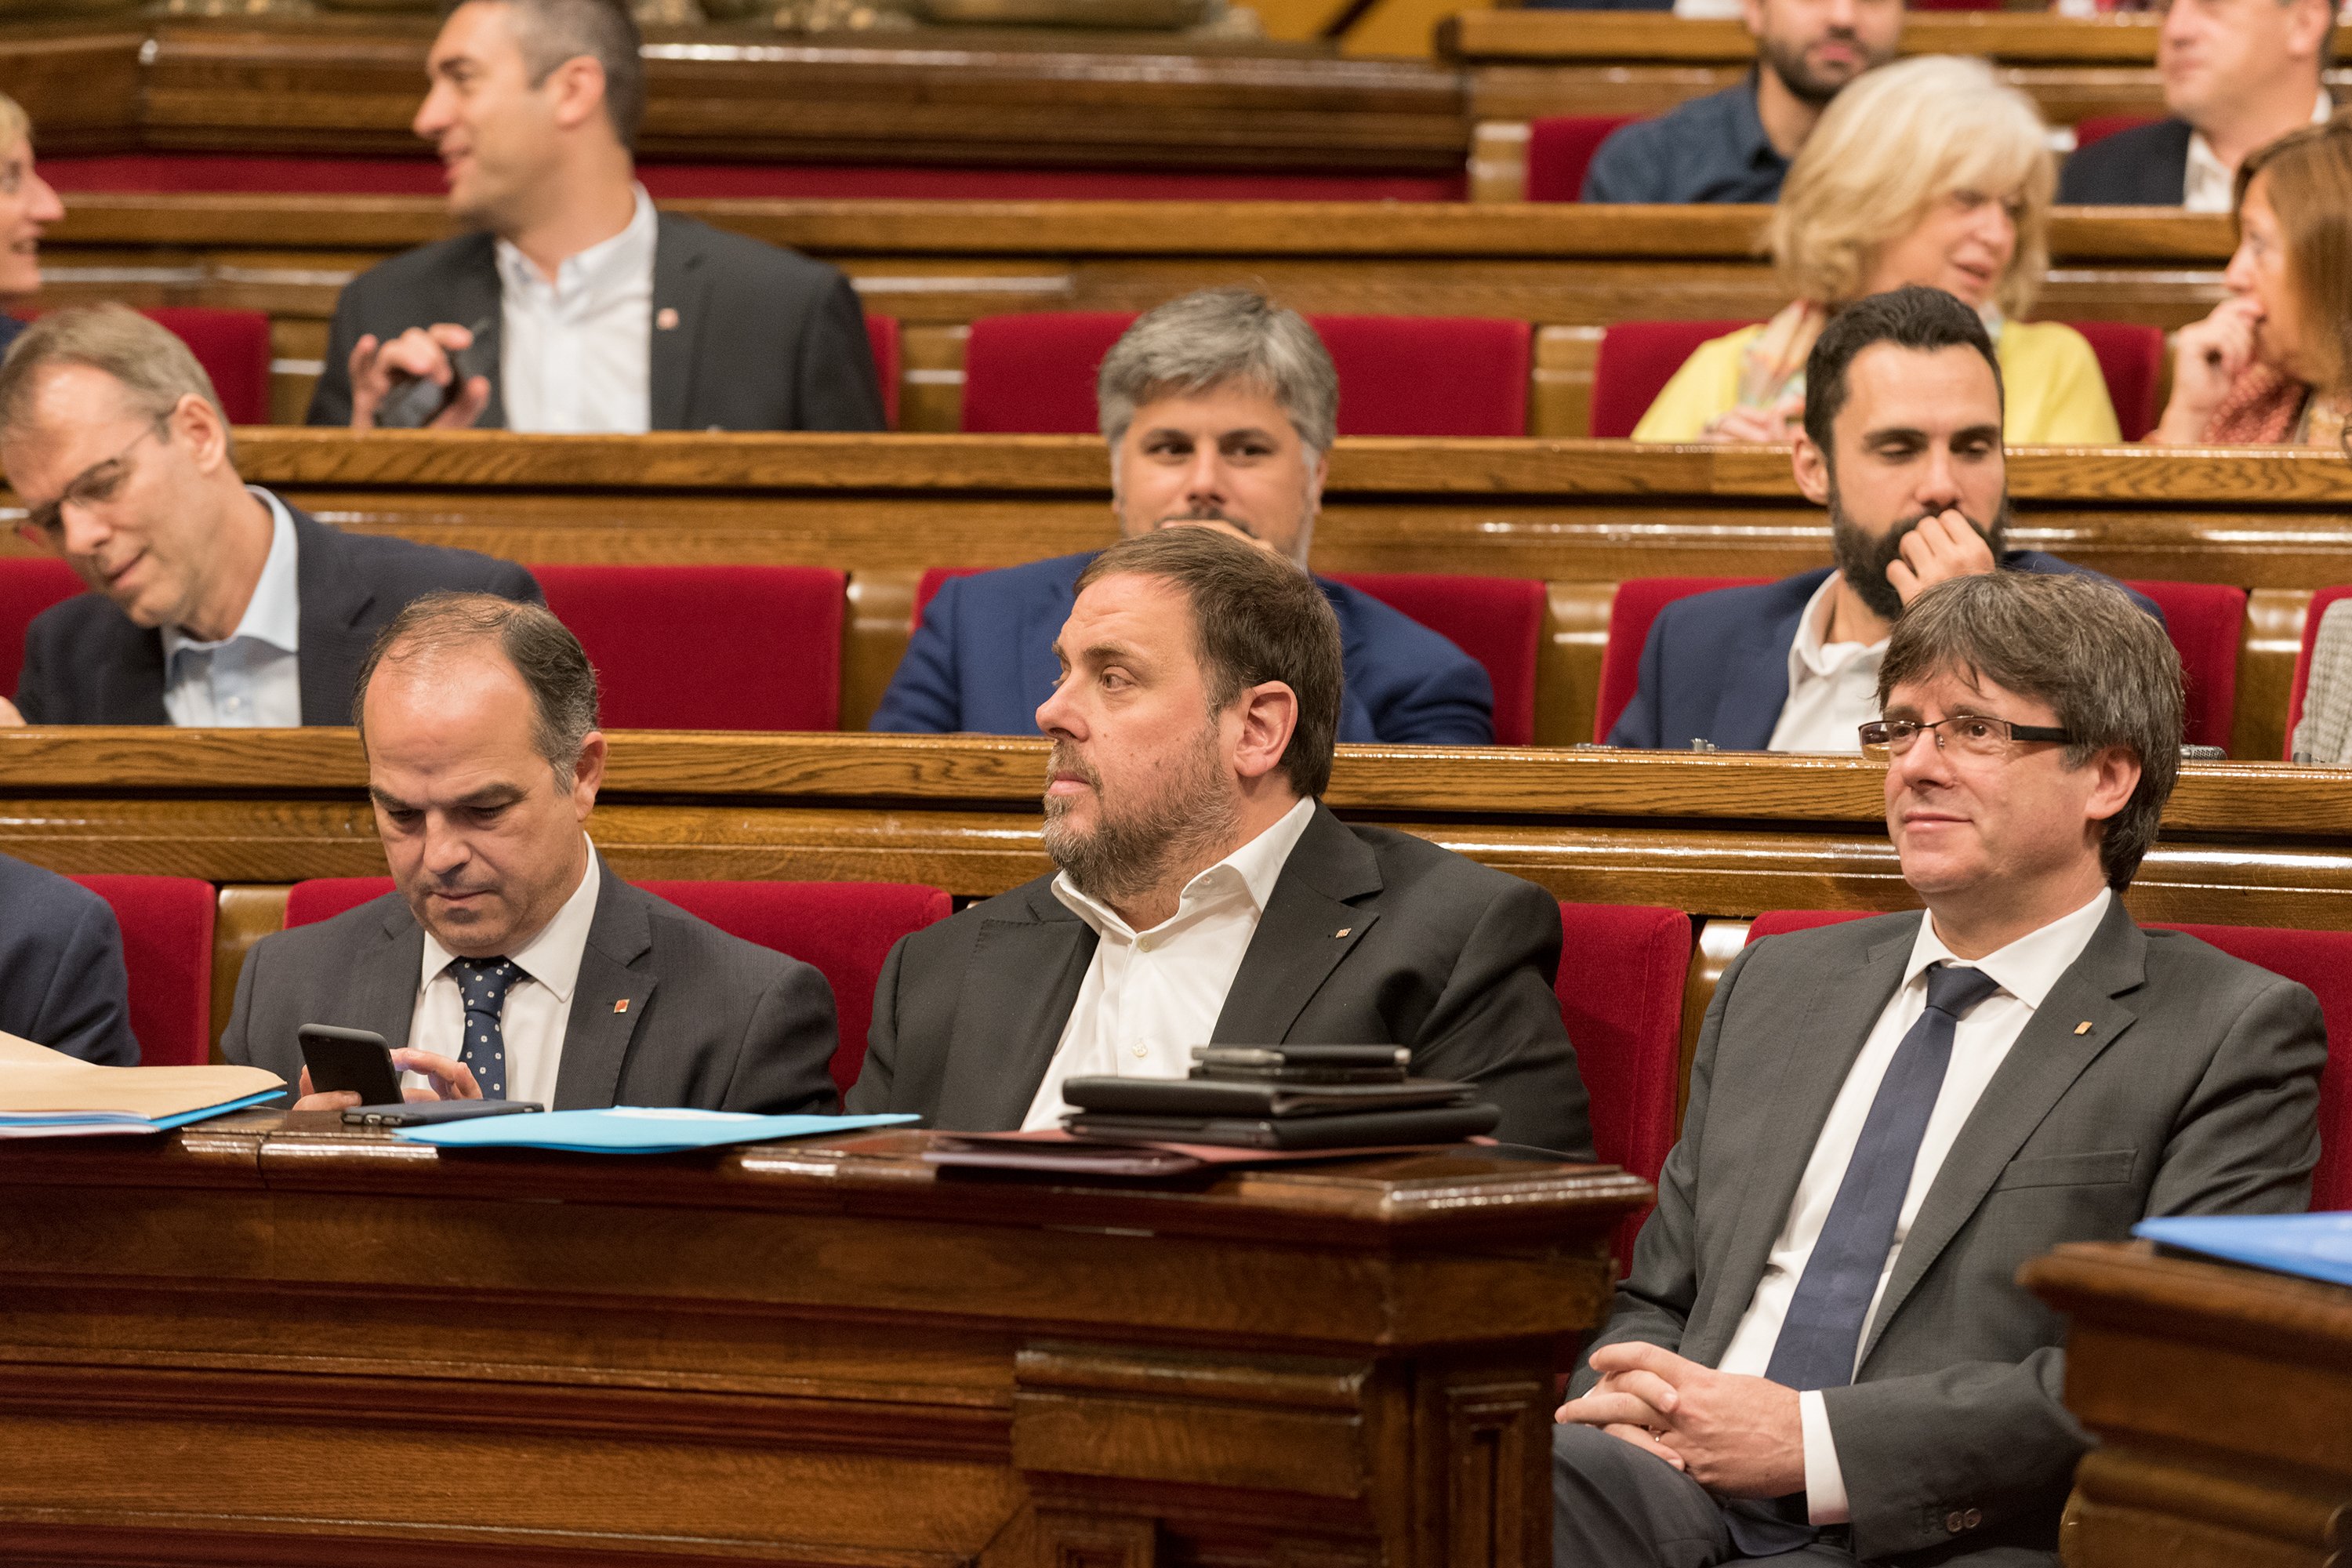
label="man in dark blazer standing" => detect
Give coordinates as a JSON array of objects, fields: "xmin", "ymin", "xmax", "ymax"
[
  {"xmin": 224, "ymin": 594, "xmax": 840, "ymax": 1116},
  {"xmin": 1552, "ymin": 570, "xmax": 2324, "ymax": 1566},
  {"xmin": 0, "ymin": 307, "xmax": 538, "ymax": 728},
  {"xmin": 0, "ymin": 852, "xmax": 139, "ymax": 1066},
  {"xmin": 1609, "ymin": 289, "xmax": 2158, "ymax": 754},
  {"xmin": 307, "ymin": 0, "xmax": 881, "ymax": 434},
  {"xmin": 851, "ymin": 526, "xmax": 1590, "ymax": 1155},
  {"xmin": 2057, "ymin": 0, "xmax": 2331, "ymax": 209}
]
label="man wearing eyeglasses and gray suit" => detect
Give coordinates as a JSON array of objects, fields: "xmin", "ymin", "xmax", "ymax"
[{"xmin": 1550, "ymin": 567, "xmax": 2324, "ymax": 1567}]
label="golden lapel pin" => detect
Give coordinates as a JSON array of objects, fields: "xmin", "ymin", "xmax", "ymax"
[
  {"xmin": 615, "ymin": 999, "xmax": 630, "ymax": 1014},
  {"xmin": 2074, "ymin": 1021, "xmax": 2093, "ymax": 1035},
  {"xmin": 1334, "ymin": 927, "xmax": 1352, "ymax": 938}
]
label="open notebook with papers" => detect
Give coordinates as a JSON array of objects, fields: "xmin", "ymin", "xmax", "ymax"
[{"xmin": 0, "ymin": 1032, "xmax": 285, "ymax": 1137}]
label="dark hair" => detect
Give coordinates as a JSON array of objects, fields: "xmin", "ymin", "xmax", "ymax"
[
  {"xmin": 1802, "ymin": 285, "xmax": 2005, "ymax": 463},
  {"xmin": 353, "ymin": 592, "xmax": 601, "ymax": 785},
  {"xmin": 1074, "ymin": 528, "xmax": 1344, "ymax": 798},
  {"xmin": 1876, "ymin": 572, "xmax": 2183, "ymax": 890},
  {"xmin": 442, "ymin": 0, "xmax": 645, "ymax": 150}
]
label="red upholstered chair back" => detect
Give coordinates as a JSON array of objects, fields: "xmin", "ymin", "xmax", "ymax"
[
  {"xmin": 959, "ymin": 310, "xmax": 1533, "ymax": 437},
  {"xmin": 1747, "ymin": 909, "xmax": 2351, "ymax": 1211},
  {"xmin": 2061, "ymin": 321, "xmax": 2165, "ymax": 442},
  {"xmin": 1595, "ymin": 576, "xmax": 1766, "ymax": 742},
  {"xmin": 1330, "ymin": 573, "xmax": 1544, "ymax": 745},
  {"xmin": 1590, "ymin": 320, "xmax": 1762, "ymax": 439},
  {"xmin": 67, "ymin": 874, "xmax": 215, "ymax": 1067},
  {"xmin": 1524, "ymin": 115, "xmax": 1639, "ymax": 202},
  {"xmin": 863, "ymin": 314, "xmax": 902, "ymax": 431},
  {"xmin": 285, "ymin": 877, "xmax": 395, "ymax": 929},
  {"xmin": 143, "ymin": 308, "xmax": 272, "ymax": 426},
  {"xmin": 2286, "ymin": 583, "xmax": 2352, "ymax": 757},
  {"xmin": 913, "ymin": 565, "xmax": 982, "ymax": 628},
  {"xmin": 1556, "ymin": 901, "xmax": 1694, "ymax": 1265},
  {"xmin": 0, "ymin": 557, "xmax": 86, "ymax": 699},
  {"xmin": 2121, "ymin": 580, "xmax": 2244, "ymax": 751},
  {"xmin": 532, "ymin": 564, "xmax": 847, "ymax": 731},
  {"xmin": 2072, "ymin": 115, "xmax": 2160, "ymax": 150}
]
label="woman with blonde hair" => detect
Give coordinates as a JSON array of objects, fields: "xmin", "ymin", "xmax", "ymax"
[
  {"xmin": 1634, "ymin": 53, "xmax": 2120, "ymax": 445},
  {"xmin": 2153, "ymin": 112, "xmax": 2352, "ymax": 448},
  {"xmin": 0, "ymin": 91, "xmax": 62, "ymax": 358}
]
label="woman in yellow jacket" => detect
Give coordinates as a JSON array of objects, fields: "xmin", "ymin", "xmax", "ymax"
[{"xmin": 1635, "ymin": 55, "xmax": 2119, "ymax": 448}]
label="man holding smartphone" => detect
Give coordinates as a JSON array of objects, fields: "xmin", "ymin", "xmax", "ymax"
[{"xmin": 222, "ymin": 593, "xmax": 841, "ymax": 1116}]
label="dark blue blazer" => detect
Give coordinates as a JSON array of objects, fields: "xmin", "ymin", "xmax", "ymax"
[
  {"xmin": 0, "ymin": 851, "xmax": 138, "ymax": 1066},
  {"xmin": 1606, "ymin": 554, "xmax": 2165, "ymax": 751},
  {"xmin": 870, "ymin": 552, "xmax": 1494, "ymax": 745}
]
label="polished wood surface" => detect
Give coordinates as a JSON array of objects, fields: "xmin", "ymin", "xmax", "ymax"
[
  {"xmin": 2020, "ymin": 1242, "xmax": 2352, "ymax": 1568},
  {"xmin": 0, "ymin": 1119, "xmax": 1646, "ymax": 1566},
  {"xmin": 31, "ymin": 195, "xmax": 2237, "ymax": 427}
]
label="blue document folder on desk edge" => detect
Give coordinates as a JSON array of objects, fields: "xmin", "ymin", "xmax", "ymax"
[
  {"xmin": 394, "ymin": 1106, "xmax": 919, "ymax": 1153},
  {"xmin": 2132, "ymin": 1213, "xmax": 2352, "ymax": 1289},
  {"xmin": 0, "ymin": 1087, "xmax": 286, "ymax": 1133}
]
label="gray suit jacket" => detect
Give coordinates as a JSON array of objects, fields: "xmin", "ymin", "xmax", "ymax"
[
  {"xmin": 847, "ymin": 802, "xmax": 1594, "ymax": 1156},
  {"xmin": 306, "ymin": 212, "xmax": 885, "ymax": 433},
  {"xmin": 222, "ymin": 860, "xmax": 841, "ymax": 1115},
  {"xmin": 1575, "ymin": 902, "xmax": 2325, "ymax": 1562}
]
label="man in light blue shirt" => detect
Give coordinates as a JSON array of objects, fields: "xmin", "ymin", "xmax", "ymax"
[{"xmin": 158, "ymin": 487, "xmax": 303, "ymax": 728}]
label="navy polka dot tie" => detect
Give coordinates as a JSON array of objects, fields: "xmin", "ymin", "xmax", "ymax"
[{"xmin": 450, "ymin": 956, "xmax": 519, "ymax": 1101}]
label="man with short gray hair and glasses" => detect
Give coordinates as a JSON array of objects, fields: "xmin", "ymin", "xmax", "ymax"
[
  {"xmin": 1553, "ymin": 569, "xmax": 2323, "ymax": 1567},
  {"xmin": 870, "ymin": 287, "xmax": 1495, "ymax": 745}
]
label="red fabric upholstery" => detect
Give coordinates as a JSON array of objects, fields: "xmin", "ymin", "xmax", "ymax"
[
  {"xmin": 1595, "ymin": 576, "xmax": 1766, "ymax": 742},
  {"xmin": 1590, "ymin": 320, "xmax": 1761, "ymax": 440},
  {"xmin": 638, "ymin": 880, "xmax": 952, "ymax": 1094},
  {"xmin": 2071, "ymin": 116, "xmax": 2160, "ymax": 151},
  {"xmin": 1748, "ymin": 909, "xmax": 2352, "ymax": 1211},
  {"xmin": 913, "ymin": 565, "xmax": 982, "ymax": 627},
  {"xmin": 67, "ymin": 875, "xmax": 215, "ymax": 1068},
  {"xmin": 143, "ymin": 308, "xmax": 272, "ymax": 426},
  {"xmin": 41, "ymin": 155, "xmax": 1463, "ymax": 203},
  {"xmin": 2122, "ymin": 579, "xmax": 2245, "ymax": 750},
  {"xmin": 2286, "ymin": 584, "xmax": 2352, "ymax": 756},
  {"xmin": 2061, "ymin": 320, "xmax": 2165, "ymax": 441},
  {"xmin": 960, "ymin": 311, "xmax": 1533, "ymax": 437},
  {"xmin": 0, "ymin": 557, "xmax": 85, "ymax": 699},
  {"xmin": 1524, "ymin": 115, "xmax": 1639, "ymax": 203},
  {"xmin": 864, "ymin": 314, "xmax": 901, "ymax": 431},
  {"xmin": 1556, "ymin": 901, "xmax": 1693, "ymax": 1265},
  {"xmin": 531, "ymin": 564, "xmax": 846, "ymax": 731},
  {"xmin": 1332, "ymin": 572, "xmax": 1544, "ymax": 745},
  {"xmin": 281, "ymin": 875, "xmax": 952, "ymax": 1096}
]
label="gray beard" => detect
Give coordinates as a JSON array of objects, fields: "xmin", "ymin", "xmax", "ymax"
[{"xmin": 1041, "ymin": 731, "xmax": 1240, "ymax": 909}]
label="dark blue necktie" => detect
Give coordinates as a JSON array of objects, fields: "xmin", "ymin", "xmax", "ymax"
[
  {"xmin": 1726, "ymin": 960, "xmax": 2002, "ymax": 1555},
  {"xmin": 449, "ymin": 956, "xmax": 520, "ymax": 1101}
]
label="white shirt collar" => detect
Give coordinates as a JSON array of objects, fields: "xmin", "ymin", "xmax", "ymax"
[
  {"xmin": 418, "ymin": 840, "xmax": 602, "ymax": 1005},
  {"xmin": 2185, "ymin": 91, "xmax": 2334, "ymax": 213},
  {"xmin": 1052, "ymin": 795, "xmax": 1318, "ymax": 942},
  {"xmin": 495, "ymin": 183, "xmax": 658, "ymax": 307},
  {"xmin": 161, "ymin": 487, "xmax": 301, "ymax": 664},
  {"xmin": 1902, "ymin": 886, "xmax": 2114, "ymax": 1014},
  {"xmin": 1788, "ymin": 572, "xmax": 1886, "ymax": 678}
]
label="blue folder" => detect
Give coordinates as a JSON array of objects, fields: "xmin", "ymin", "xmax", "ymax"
[
  {"xmin": 394, "ymin": 1105, "xmax": 917, "ymax": 1154},
  {"xmin": 0, "ymin": 1087, "xmax": 287, "ymax": 1136},
  {"xmin": 2132, "ymin": 1212, "xmax": 2352, "ymax": 1289}
]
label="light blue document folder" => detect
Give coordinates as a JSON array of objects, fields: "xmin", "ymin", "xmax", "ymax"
[
  {"xmin": 2132, "ymin": 1212, "xmax": 2352, "ymax": 1289},
  {"xmin": 0, "ymin": 1087, "xmax": 287, "ymax": 1138},
  {"xmin": 394, "ymin": 1105, "xmax": 918, "ymax": 1154}
]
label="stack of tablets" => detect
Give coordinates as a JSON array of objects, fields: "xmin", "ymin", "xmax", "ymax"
[{"xmin": 1059, "ymin": 1045, "xmax": 1498, "ymax": 1149}]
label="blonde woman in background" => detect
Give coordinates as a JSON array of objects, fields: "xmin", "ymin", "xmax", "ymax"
[
  {"xmin": 1633, "ymin": 54, "xmax": 2122, "ymax": 446},
  {"xmin": 0, "ymin": 92, "xmax": 62, "ymax": 358}
]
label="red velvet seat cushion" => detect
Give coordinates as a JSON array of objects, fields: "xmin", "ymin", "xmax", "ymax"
[
  {"xmin": 1524, "ymin": 115, "xmax": 1639, "ymax": 203},
  {"xmin": 0, "ymin": 557, "xmax": 86, "ymax": 699},
  {"xmin": 2286, "ymin": 584, "xmax": 2352, "ymax": 757},
  {"xmin": 142, "ymin": 308, "xmax": 272, "ymax": 426},
  {"xmin": 2122, "ymin": 580, "xmax": 2243, "ymax": 750},
  {"xmin": 67, "ymin": 874, "xmax": 215, "ymax": 1068},
  {"xmin": 1331, "ymin": 572, "xmax": 1544, "ymax": 745},
  {"xmin": 2071, "ymin": 116, "xmax": 2161, "ymax": 151},
  {"xmin": 1557, "ymin": 901, "xmax": 1694, "ymax": 1266},
  {"xmin": 531, "ymin": 564, "xmax": 847, "ymax": 731},
  {"xmin": 1590, "ymin": 320, "xmax": 1762, "ymax": 440},
  {"xmin": 863, "ymin": 314, "xmax": 901, "ymax": 431},
  {"xmin": 2062, "ymin": 320, "xmax": 2165, "ymax": 442},
  {"xmin": 960, "ymin": 313, "xmax": 1134, "ymax": 435}
]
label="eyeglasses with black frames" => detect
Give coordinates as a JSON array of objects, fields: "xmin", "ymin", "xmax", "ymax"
[{"xmin": 1859, "ymin": 713, "xmax": 2075, "ymax": 760}]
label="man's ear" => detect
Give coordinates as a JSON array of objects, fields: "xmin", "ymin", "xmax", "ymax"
[
  {"xmin": 1230, "ymin": 681, "xmax": 1300, "ymax": 785},
  {"xmin": 172, "ymin": 394, "xmax": 231, "ymax": 475},
  {"xmin": 1792, "ymin": 431, "xmax": 1833, "ymax": 507},
  {"xmin": 2082, "ymin": 745, "xmax": 2141, "ymax": 826},
  {"xmin": 547, "ymin": 55, "xmax": 610, "ymax": 135},
  {"xmin": 570, "ymin": 730, "xmax": 607, "ymax": 818}
]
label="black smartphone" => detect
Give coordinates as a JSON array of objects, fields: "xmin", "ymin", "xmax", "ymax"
[
  {"xmin": 373, "ymin": 318, "xmax": 495, "ymax": 429},
  {"xmin": 297, "ymin": 1024, "xmax": 405, "ymax": 1105},
  {"xmin": 345, "ymin": 1100, "xmax": 543, "ymax": 1128}
]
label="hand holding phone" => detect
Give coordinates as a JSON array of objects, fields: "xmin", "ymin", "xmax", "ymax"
[{"xmin": 296, "ymin": 1027, "xmax": 483, "ymax": 1112}]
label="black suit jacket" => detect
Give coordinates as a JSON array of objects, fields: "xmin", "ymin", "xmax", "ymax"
[
  {"xmin": 12, "ymin": 501, "xmax": 542, "ymax": 725},
  {"xmin": 0, "ymin": 851, "xmax": 138, "ymax": 1066},
  {"xmin": 2057, "ymin": 118, "xmax": 2194, "ymax": 205},
  {"xmin": 307, "ymin": 213, "xmax": 885, "ymax": 433},
  {"xmin": 848, "ymin": 803, "xmax": 1595, "ymax": 1156},
  {"xmin": 221, "ymin": 858, "xmax": 841, "ymax": 1115},
  {"xmin": 1573, "ymin": 902, "xmax": 2324, "ymax": 1560}
]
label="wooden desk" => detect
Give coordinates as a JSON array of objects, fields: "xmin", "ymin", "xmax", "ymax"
[
  {"xmin": 0, "ymin": 1118, "xmax": 1646, "ymax": 1566},
  {"xmin": 31, "ymin": 196, "xmax": 2234, "ymax": 430},
  {"xmin": 2020, "ymin": 1242, "xmax": 2352, "ymax": 1568}
]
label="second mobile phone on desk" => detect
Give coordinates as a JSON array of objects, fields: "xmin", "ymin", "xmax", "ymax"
[{"xmin": 296, "ymin": 1024, "xmax": 545, "ymax": 1127}]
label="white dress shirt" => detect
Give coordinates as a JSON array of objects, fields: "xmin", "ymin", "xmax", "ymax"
[
  {"xmin": 1021, "ymin": 797, "xmax": 1319, "ymax": 1131},
  {"xmin": 402, "ymin": 845, "xmax": 601, "ymax": 1105},
  {"xmin": 160, "ymin": 487, "xmax": 303, "ymax": 729},
  {"xmin": 2183, "ymin": 92, "xmax": 2334, "ymax": 213},
  {"xmin": 1715, "ymin": 887, "xmax": 2114, "ymax": 1523},
  {"xmin": 496, "ymin": 184, "xmax": 657, "ymax": 434},
  {"xmin": 1765, "ymin": 575, "xmax": 1882, "ymax": 754}
]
